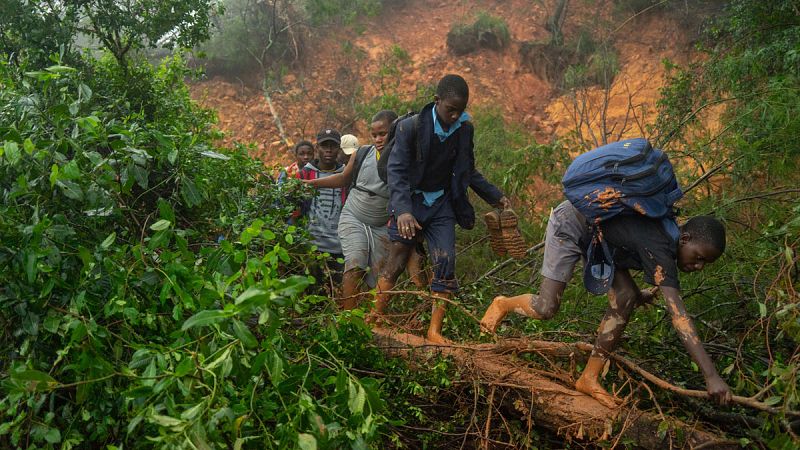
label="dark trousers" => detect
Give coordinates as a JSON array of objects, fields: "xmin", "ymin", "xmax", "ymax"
[{"xmin": 388, "ymin": 193, "xmax": 457, "ymax": 293}]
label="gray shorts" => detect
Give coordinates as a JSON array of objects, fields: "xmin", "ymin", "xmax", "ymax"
[
  {"xmin": 541, "ymin": 200, "xmax": 592, "ymax": 283},
  {"xmin": 337, "ymin": 208, "xmax": 390, "ymax": 288}
]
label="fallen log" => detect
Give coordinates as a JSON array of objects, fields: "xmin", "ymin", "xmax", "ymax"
[
  {"xmin": 373, "ymin": 328, "xmax": 738, "ymax": 449},
  {"xmin": 469, "ymin": 337, "xmax": 798, "ymax": 417}
]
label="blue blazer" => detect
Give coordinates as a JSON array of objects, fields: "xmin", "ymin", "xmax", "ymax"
[{"xmin": 387, "ymin": 102, "xmax": 504, "ymax": 230}]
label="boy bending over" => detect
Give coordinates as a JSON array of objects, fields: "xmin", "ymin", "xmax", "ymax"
[{"xmin": 481, "ymin": 201, "xmax": 732, "ymax": 407}]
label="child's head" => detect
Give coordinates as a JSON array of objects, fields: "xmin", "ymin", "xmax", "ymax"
[
  {"xmin": 340, "ymin": 134, "xmax": 359, "ymax": 164},
  {"xmin": 370, "ymin": 110, "xmax": 398, "ymax": 152},
  {"xmin": 315, "ymin": 128, "xmax": 342, "ymax": 168},
  {"xmin": 677, "ymin": 216, "xmax": 726, "ymax": 273},
  {"xmin": 293, "ymin": 140, "xmax": 314, "ymax": 168},
  {"xmin": 434, "ymin": 74, "xmax": 469, "ymax": 127}
]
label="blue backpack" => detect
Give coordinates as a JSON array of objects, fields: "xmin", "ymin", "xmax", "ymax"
[{"xmin": 561, "ymin": 138, "xmax": 683, "ymax": 293}]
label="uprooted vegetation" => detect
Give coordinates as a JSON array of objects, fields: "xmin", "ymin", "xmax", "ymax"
[
  {"xmin": 2, "ymin": 0, "xmax": 800, "ymax": 448},
  {"xmin": 519, "ymin": 0, "xmax": 620, "ymax": 90},
  {"xmin": 446, "ymin": 12, "xmax": 511, "ymax": 55}
]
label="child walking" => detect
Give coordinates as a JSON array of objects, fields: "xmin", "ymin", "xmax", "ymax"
[
  {"xmin": 296, "ymin": 129, "xmax": 347, "ymax": 289},
  {"xmin": 304, "ymin": 111, "xmax": 428, "ymax": 308},
  {"xmin": 374, "ymin": 74, "xmax": 509, "ymax": 344},
  {"xmin": 280, "ymin": 140, "xmax": 314, "ymax": 182}
]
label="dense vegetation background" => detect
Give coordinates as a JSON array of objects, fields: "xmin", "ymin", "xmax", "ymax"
[{"xmin": 1, "ymin": 0, "xmax": 799, "ymax": 448}]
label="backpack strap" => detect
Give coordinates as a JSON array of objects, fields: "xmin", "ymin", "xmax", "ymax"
[
  {"xmin": 351, "ymin": 145, "xmax": 388, "ymax": 198},
  {"xmin": 413, "ymin": 114, "xmax": 421, "ymax": 162},
  {"xmin": 349, "ymin": 145, "xmax": 372, "ymax": 192}
]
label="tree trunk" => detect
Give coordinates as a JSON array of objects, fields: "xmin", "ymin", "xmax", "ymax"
[{"xmin": 373, "ymin": 329, "xmax": 737, "ymax": 449}]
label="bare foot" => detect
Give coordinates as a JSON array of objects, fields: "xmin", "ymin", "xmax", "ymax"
[
  {"xmin": 426, "ymin": 331, "xmax": 452, "ymax": 346},
  {"xmin": 575, "ymin": 376, "xmax": 621, "ymax": 409},
  {"xmin": 479, "ymin": 296, "xmax": 508, "ymax": 334}
]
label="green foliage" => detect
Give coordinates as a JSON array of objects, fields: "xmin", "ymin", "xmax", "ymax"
[
  {"xmin": 656, "ymin": 0, "xmax": 800, "ymax": 177},
  {"xmin": 0, "ymin": 0, "xmax": 80, "ymax": 68},
  {"xmin": 472, "ymin": 12, "xmax": 512, "ymax": 48},
  {"xmin": 447, "ymin": 12, "xmax": 511, "ymax": 55},
  {"xmin": 0, "ymin": 51, "xmax": 395, "ymax": 448},
  {"xmin": 647, "ymin": 0, "xmax": 800, "ymax": 443},
  {"xmin": 84, "ymin": 0, "xmax": 218, "ymax": 64},
  {"xmin": 355, "ymin": 45, "xmax": 433, "ymax": 120},
  {"xmin": 2, "ymin": 0, "xmax": 218, "ymax": 70},
  {"xmin": 302, "ymin": 0, "xmax": 382, "ymax": 26},
  {"xmin": 521, "ymin": 21, "xmax": 619, "ymax": 90},
  {"xmin": 563, "ymin": 44, "xmax": 619, "ymax": 90},
  {"xmin": 199, "ymin": 0, "xmax": 297, "ymax": 76},
  {"xmin": 471, "ymin": 107, "xmax": 569, "ymax": 203}
]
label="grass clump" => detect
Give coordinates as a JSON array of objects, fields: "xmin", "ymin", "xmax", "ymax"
[{"xmin": 447, "ymin": 12, "xmax": 511, "ymax": 55}]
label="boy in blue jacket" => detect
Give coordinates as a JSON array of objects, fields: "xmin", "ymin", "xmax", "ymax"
[{"xmin": 372, "ymin": 74, "xmax": 509, "ymax": 344}]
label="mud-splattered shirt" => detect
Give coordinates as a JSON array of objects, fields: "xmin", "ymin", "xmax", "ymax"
[{"xmin": 601, "ymin": 214, "xmax": 680, "ymax": 289}]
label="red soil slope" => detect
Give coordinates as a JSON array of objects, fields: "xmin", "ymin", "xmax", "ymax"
[{"xmin": 189, "ymin": 0, "xmax": 696, "ymax": 168}]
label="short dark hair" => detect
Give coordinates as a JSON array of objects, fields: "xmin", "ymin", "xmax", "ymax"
[
  {"xmin": 436, "ymin": 74, "xmax": 469, "ymax": 101},
  {"xmin": 371, "ymin": 110, "xmax": 398, "ymax": 125},
  {"xmin": 293, "ymin": 140, "xmax": 313, "ymax": 154},
  {"xmin": 682, "ymin": 216, "xmax": 726, "ymax": 252}
]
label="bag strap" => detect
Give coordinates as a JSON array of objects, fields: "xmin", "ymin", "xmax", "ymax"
[
  {"xmin": 349, "ymin": 145, "xmax": 372, "ymax": 192},
  {"xmin": 412, "ymin": 114, "xmax": 421, "ymax": 162},
  {"xmin": 349, "ymin": 145, "xmax": 386, "ymax": 198}
]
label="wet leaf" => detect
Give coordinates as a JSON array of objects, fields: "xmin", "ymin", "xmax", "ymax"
[
  {"xmin": 298, "ymin": 433, "xmax": 317, "ymax": 450},
  {"xmin": 150, "ymin": 219, "xmax": 171, "ymax": 231},
  {"xmin": 181, "ymin": 310, "xmax": 232, "ymax": 330}
]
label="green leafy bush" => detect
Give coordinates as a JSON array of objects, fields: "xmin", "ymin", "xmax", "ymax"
[
  {"xmin": 302, "ymin": 0, "xmax": 382, "ymax": 26},
  {"xmin": 447, "ymin": 12, "xmax": 511, "ymax": 55},
  {"xmin": 0, "ymin": 53, "xmax": 391, "ymax": 448},
  {"xmin": 199, "ymin": 0, "xmax": 298, "ymax": 76},
  {"xmin": 563, "ymin": 44, "xmax": 619, "ymax": 90}
]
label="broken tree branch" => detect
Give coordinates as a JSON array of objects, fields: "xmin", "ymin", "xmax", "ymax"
[
  {"xmin": 373, "ymin": 329, "xmax": 734, "ymax": 449},
  {"xmin": 470, "ymin": 338, "xmax": 800, "ymax": 417}
]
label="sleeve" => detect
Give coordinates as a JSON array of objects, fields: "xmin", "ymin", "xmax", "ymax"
[
  {"xmin": 633, "ymin": 221, "xmax": 681, "ymax": 289},
  {"xmin": 469, "ymin": 169, "xmax": 504, "ymax": 205},
  {"xmin": 387, "ymin": 118, "xmax": 415, "ymax": 217}
]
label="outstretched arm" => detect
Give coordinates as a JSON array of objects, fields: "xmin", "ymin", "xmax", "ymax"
[
  {"xmin": 303, "ymin": 153, "xmax": 356, "ymax": 188},
  {"xmin": 660, "ymin": 285, "xmax": 731, "ymax": 405},
  {"xmin": 469, "ymin": 169, "xmax": 509, "ymax": 208}
]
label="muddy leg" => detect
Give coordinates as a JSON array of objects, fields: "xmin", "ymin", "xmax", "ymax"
[
  {"xmin": 427, "ymin": 292, "xmax": 452, "ymax": 345},
  {"xmin": 405, "ymin": 242, "xmax": 430, "ymax": 288},
  {"xmin": 480, "ymin": 278, "xmax": 566, "ymax": 333},
  {"xmin": 369, "ymin": 242, "xmax": 413, "ymax": 323},
  {"xmin": 575, "ymin": 269, "xmax": 639, "ymax": 408},
  {"xmin": 340, "ymin": 268, "xmax": 366, "ymax": 310}
]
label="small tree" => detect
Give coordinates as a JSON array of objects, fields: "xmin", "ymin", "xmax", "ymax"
[
  {"xmin": 0, "ymin": 0, "xmax": 80, "ymax": 67},
  {"xmin": 75, "ymin": 0, "xmax": 220, "ymax": 70}
]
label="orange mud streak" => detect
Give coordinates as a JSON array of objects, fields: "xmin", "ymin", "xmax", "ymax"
[
  {"xmin": 672, "ymin": 314, "xmax": 700, "ymax": 345},
  {"xmin": 589, "ymin": 187, "xmax": 623, "ymax": 210},
  {"xmin": 654, "ymin": 265, "xmax": 665, "ymax": 286}
]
